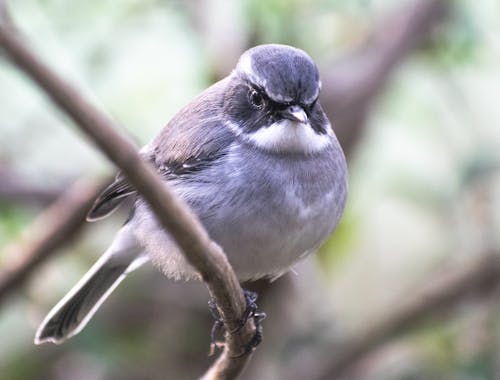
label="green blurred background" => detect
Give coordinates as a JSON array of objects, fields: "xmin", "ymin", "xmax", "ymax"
[{"xmin": 1, "ymin": 0, "xmax": 500, "ymax": 379}]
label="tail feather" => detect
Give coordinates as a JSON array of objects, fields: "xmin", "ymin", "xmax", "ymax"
[
  {"xmin": 35, "ymin": 261, "xmax": 129, "ymax": 344},
  {"xmin": 35, "ymin": 227, "xmax": 146, "ymax": 345}
]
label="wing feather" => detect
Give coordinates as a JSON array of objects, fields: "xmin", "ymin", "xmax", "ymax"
[
  {"xmin": 87, "ymin": 77, "xmax": 234, "ymax": 222},
  {"xmin": 86, "ymin": 174, "xmax": 135, "ymax": 221}
]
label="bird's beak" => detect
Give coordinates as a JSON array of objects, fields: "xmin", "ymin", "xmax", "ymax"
[{"xmin": 282, "ymin": 105, "xmax": 308, "ymax": 124}]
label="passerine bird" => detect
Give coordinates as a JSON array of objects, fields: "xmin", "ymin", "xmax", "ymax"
[{"xmin": 35, "ymin": 44, "xmax": 348, "ymax": 345}]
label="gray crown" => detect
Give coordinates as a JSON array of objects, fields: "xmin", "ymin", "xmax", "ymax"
[{"xmin": 235, "ymin": 44, "xmax": 321, "ymax": 105}]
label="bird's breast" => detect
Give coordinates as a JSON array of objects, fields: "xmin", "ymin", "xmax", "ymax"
[{"xmin": 191, "ymin": 143, "xmax": 347, "ymax": 280}]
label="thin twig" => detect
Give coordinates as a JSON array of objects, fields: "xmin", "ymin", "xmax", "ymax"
[
  {"xmin": 0, "ymin": 179, "xmax": 105, "ymax": 308},
  {"xmin": 0, "ymin": 9, "xmax": 255, "ymax": 380}
]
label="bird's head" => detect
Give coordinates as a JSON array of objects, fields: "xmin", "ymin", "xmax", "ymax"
[{"xmin": 224, "ymin": 44, "xmax": 332, "ymax": 155}]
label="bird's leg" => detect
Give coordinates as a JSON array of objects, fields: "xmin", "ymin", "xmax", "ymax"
[
  {"xmin": 234, "ymin": 310, "xmax": 266, "ymax": 357},
  {"xmin": 230, "ymin": 290, "xmax": 266, "ymax": 356},
  {"xmin": 208, "ymin": 290, "xmax": 266, "ymax": 355},
  {"xmin": 229, "ymin": 290, "xmax": 262, "ymax": 334}
]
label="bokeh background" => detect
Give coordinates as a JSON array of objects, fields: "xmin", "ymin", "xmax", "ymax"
[{"xmin": 1, "ymin": 0, "xmax": 500, "ymax": 379}]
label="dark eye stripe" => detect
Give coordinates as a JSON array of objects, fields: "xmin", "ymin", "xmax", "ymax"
[{"xmin": 246, "ymin": 82, "xmax": 319, "ymax": 119}]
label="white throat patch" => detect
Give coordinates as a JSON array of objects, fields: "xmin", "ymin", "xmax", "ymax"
[{"xmin": 245, "ymin": 120, "xmax": 332, "ymax": 154}]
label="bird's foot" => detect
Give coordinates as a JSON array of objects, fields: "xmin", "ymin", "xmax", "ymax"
[
  {"xmin": 231, "ymin": 307, "xmax": 266, "ymax": 358},
  {"xmin": 208, "ymin": 290, "xmax": 266, "ymax": 356}
]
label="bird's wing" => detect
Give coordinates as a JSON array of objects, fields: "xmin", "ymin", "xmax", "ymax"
[
  {"xmin": 87, "ymin": 78, "xmax": 234, "ymax": 222},
  {"xmin": 86, "ymin": 172, "xmax": 137, "ymax": 221}
]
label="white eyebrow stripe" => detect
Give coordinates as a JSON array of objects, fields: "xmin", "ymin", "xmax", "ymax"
[
  {"xmin": 304, "ymin": 87, "xmax": 320, "ymax": 105},
  {"xmin": 237, "ymin": 52, "xmax": 266, "ymax": 88},
  {"xmin": 267, "ymin": 91, "xmax": 294, "ymax": 103}
]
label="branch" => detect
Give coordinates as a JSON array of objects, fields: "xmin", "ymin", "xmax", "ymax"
[
  {"xmin": 312, "ymin": 254, "xmax": 500, "ymax": 380},
  {"xmin": 0, "ymin": 8, "xmax": 255, "ymax": 380},
  {"xmin": 0, "ymin": 179, "xmax": 104, "ymax": 308},
  {"xmin": 0, "ymin": 166, "xmax": 67, "ymax": 206},
  {"xmin": 323, "ymin": 0, "xmax": 450, "ymax": 157}
]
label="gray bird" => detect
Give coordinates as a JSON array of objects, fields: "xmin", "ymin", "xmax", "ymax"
[{"xmin": 35, "ymin": 44, "xmax": 348, "ymax": 345}]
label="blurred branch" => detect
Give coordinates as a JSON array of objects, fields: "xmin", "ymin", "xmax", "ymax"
[
  {"xmin": 0, "ymin": 1, "xmax": 7, "ymax": 23},
  {"xmin": 0, "ymin": 179, "xmax": 104, "ymax": 308},
  {"xmin": 0, "ymin": 7, "xmax": 257, "ymax": 380},
  {"xmin": 312, "ymin": 254, "xmax": 500, "ymax": 380},
  {"xmin": 0, "ymin": 166, "xmax": 67, "ymax": 206},
  {"xmin": 323, "ymin": 0, "xmax": 450, "ymax": 157}
]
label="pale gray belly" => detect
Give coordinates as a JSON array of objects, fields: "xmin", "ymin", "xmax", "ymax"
[
  {"xmin": 132, "ymin": 144, "xmax": 347, "ymax": 281},
  {"xmin": 204, "ymin": 184, "xmax": 341, "ymax": 281}
]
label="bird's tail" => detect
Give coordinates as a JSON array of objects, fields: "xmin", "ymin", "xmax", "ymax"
[{"xmin": 34, "ymin": 227, "xmax": 146, "ymax": 345}]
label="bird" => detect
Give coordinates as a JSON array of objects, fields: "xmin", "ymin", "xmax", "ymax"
[{"xmin": 34, "ymin": 44, "xmax": 348, "ymax": 345}]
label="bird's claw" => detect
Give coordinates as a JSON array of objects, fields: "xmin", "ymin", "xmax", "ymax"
[{"xmin": 208, "ymin": 290, "xmax": 266, "ymax": 356}]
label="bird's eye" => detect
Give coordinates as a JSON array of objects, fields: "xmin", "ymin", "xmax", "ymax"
[{"xmin": 249, "ymin": 90, "xmax": 264, "ymax": 109}]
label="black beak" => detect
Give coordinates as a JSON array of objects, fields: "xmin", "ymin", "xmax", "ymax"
[{"xmin": 282, "ymin": 105, "xmax": 308, "ymax": 124}]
